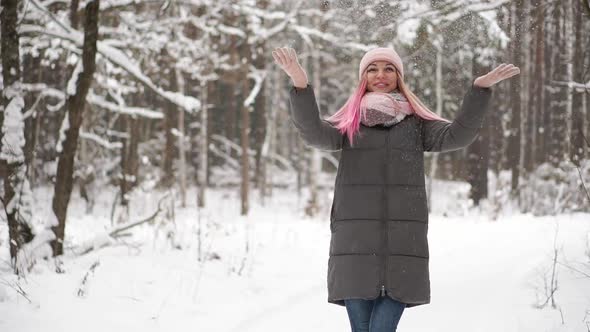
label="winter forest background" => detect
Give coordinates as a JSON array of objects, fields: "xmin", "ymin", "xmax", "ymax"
[{"xmin": 1, "ymin": 0, "xmax": 589, "ymax": 331}]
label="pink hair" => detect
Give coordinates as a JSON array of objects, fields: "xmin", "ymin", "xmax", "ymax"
[{"xmin": 326, "ymin": 73, "xmax": 450, "ymax": 146}]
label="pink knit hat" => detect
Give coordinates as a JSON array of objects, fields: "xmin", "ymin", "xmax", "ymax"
[{"xmin": 358, "ymin": 47, "xmax": 404, "ymax": 80}]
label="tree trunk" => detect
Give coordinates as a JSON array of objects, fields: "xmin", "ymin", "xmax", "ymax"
[
  {"xmin": 295, "ymin": 132, "xmax": 303, "ymax": 206},
  {"xmin": 176, "ymin": 67, "xmax": 187, "ymax": 207},
  {"xmin": 524, "ymin": 0, "xmax": 533, "ymax": 176},
  {"xmin": 549, "ymin": 0, "xmax": 567, "ymax": 166},
  {"xmin": 70, "ymin": 0, "xmax": 80, "ymax": 29},
  {"xmin": 23, "ymin": 55, "xmax": 43, "ymax": 186},
  {"xmin": 50, "ymin": 0, "xmax": 99, "ymax": 256},
  {"xmin": 253, "ymin": 2, "xmax": 268, "ymax": 195},
  {"xmin": 118, "ymin": 113, "xmax": 139, "ymax": 223},
  {"xmin": 226, "ymin": 37, "xmax": 239, "ymax": 159},
  {"xmin": 1, "ymin": 0, "xmax": 34, "ymax": 271},
  {"xmin": 117, "ymin": 115, "xmax": 129, "ymax": 224},
  {"xmin": 161, "ymin": 59, "xmax": 176, "ymax": 188},
  {"xmin": 531, "ymin": 0, "xmax": 545, "ymax": 166},
  {"xmin": 197, "ymin": 80, "xmax": 208, "ymax": 208},
  {"xmin": 253, "ymin": 69, "xmax": 267, "ymax": 192},
  {"xmin": 265, "ymin": 69, "xmax": 282, "ymax": 199},
  {"xmin": 240, "ymin": 43, "xmax": 251, "ymax": 216},
  {"xmin": 570, "ymin": 0, "xmax": 586, "ymax": 165},
  {"xmin": 563, "ymin": 0, "xmax": 574, "ymax": 162},
  {"xmin": 303, "ymin": 43, "xmax": 322, "ymax": 217},
  {"xmin": 541, "ymin": 2, "xmax": 554, "ymax": 164},
  {"xmin": 508, "ymin": 0, "xmax": 523, "ymax": 196}
]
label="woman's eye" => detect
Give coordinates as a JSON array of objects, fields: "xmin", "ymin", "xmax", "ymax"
[{"xmin": 368, "ymin": 67, "xmax": 394, "ymax": 73}]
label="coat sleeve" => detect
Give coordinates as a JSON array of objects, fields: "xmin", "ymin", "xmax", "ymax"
[
  {"xmin": 288, "ymin": 84, "xmax": 344, "ymax": 151},
  {"xmin": 421, "ymin": 85, "xmax": 492, "ymax": 152}
]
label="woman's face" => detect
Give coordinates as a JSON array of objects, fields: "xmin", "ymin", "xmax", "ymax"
[{"xmin": 365, "ymin": 61, "xmax": 398, "ymax": 93}]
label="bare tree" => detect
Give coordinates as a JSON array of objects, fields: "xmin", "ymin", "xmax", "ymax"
[
  {"xmin": 253, "ymin": 2, "xmax": 269, "ymax": 198},
  {"xmin": 1, "ymin": 0, "xmax": 34, "ymax": 271},
  {"xmin": 301, "ymin": 40, "xmax": 322, "ymax": 217},
  {"xmin": 197, "ymin": 78, "xmax": 209, "ymax": 208},
  {"xmin": 50, "ymin": 0, "xmax": 100, "ymax": 256},
  {"xmin": 118, "ymin": 114, "xmax": 140, "ymax": 222},
  {"xmin": 240, "ymin": 38, "xmax": 252, "ymax": 216},
  {"xmin": 159, "ymin": 48, "xmax": 177, "ymax": 188},
  {"xmin": 508, "ymin": 0, "xmax": 523, "ymax": 195},
  {"xmin": 570, "ymin": 0, "xmax": 587, "ymax": 165},
  {"xmin": 549, "ymin": 1, "xmax": 568, "ymax": 166},
  {"xmin": 531, "ymin": 0, "xmax": 545, "ymax": 166},
  {"xmin": 176, "ymin": 67, "xmax": 188, "ymax": 207}
]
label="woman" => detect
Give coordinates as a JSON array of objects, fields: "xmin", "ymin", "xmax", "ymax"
[{"xmin": 272, "ymin": 46, "xmax": 519, "ymax": 332}]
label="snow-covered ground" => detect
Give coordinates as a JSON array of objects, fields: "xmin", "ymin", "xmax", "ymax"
[{"xmin": 1, "ymin": 182, "xmax": 589, "ymax": 332}]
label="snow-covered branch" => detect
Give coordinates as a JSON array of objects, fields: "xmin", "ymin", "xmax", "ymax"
[
  {"xmin": 21, "ymin": 0, "xmax": 202, "ymax": 113},
  {"xmin": 76, "ymin": 192, "xmax": 172, "ymax": 255},
  {"xmin": 320, "ymin": 151, "xmax": 339, "ymax": 170},
  {"xmin": 291, "ymin": 25, "xmax": 374, "ymax": 51},
  {"xmin": 208, "ymin": 143, "xmax": 240, "ymax": 170},
  {"xmin": 269, "ymin": 152, "xmax": 295, "ymax": 173},
  {"xmin": 79, "ymin": 130, "xmax": 123, "ymax": 150},
  {"xmin": 87, "ymin": 93, "xmax": 164, "ymax": 119},
  {"xmin": 551, "ymin": 80, "xmax": 590, "ymax": 92},
  {"xmin": 210, "ymin": 134, "xmax": 255, "ymax": 157},
  {"xmin": 243, "ymin": 67, "xmax": 266, "ymax": 108}
]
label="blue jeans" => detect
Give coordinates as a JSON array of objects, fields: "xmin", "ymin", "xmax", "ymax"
[{"xmin": 344, "ymin": 293, "xmax": 406, "ymax": 332}]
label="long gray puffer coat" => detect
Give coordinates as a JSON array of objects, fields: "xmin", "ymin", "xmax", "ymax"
[{"xmin": 288, "ymin": 84, "xmax": 492, "ymax": 308}]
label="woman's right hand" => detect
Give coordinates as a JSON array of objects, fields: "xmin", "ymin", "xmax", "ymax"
[{"xmin": 272, "ymin": 47, "xmax": 309, "ymax": 89}]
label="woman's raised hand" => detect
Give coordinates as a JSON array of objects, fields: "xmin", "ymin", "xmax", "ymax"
[
  {"xmin": 473, "ymin": 63, "xmax": 520, "ymax": 88},
  {"xmin": 272, "ymin": 47, "xmax": 309, "ymax": 89}
]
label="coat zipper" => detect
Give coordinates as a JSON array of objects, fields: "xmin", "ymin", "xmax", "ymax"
[{"xmin": 380, "ymin": 129, "xmax": 390, "ymax": 297}]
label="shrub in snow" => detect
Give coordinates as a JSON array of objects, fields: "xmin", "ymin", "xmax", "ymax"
[
  {"xmin": 486, "ymin": 170, "xmax": 520, "ymax": 218},
  {"xmin": 519, "ymin": 160, "xmax": 590, "ymax": 215}
]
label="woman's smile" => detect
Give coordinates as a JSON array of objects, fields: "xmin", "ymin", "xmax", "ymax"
[{"xmin": 366, "ymin": 60, "xmax": 398, "ymax": 93}]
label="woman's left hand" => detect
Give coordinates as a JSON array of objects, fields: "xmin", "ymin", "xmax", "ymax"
[{"xmin": 473, "ymin": 63, "xmax": 520, "ymax": 88}]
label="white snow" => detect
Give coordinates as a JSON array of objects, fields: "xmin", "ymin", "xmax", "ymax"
[
  {"xmin": 15, "ymin": 227, "xmax": 55, "ymax": 275},
  {"xmin": 396, "ymin": 18, "xmax": 422, "ymax": 45},
  {"xmin": 66, "ymin": 61, "xmax": 82, "ymax": 96},
  {"xmin": 161, "ymin": 90, "xmax": 201, "ymax": 113},
  {"xmin": 217, "ymin": 24, "xmax": 246, "ymax": 38},
  {"xmin": 0, "ymin": 182, "xmax": 589, "ymax": 332},
  {"xmin": 55, "ymin": 113, "xmax": 70, "ymax": 154},
  {"xmin": 0, "ymin": 83, "xmax": 26, "ymax": 164}
]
